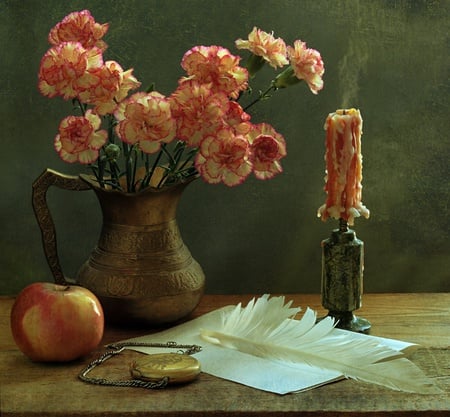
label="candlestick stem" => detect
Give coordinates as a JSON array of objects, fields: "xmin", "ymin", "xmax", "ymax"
[
  {"xmin": 339, "ymin": 218, "xmax": 348, "ymax": 232},
  {"xmin": 320, "ymin": 223, "xmax": 371, "ymax": 333}
]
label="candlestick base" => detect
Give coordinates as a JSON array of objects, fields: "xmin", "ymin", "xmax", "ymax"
[
  {"xmin": 320, "ymin": 219, "xmax": 371, "ymax": 334},
  {"xmin": 325, "ymin": 311, "xmax": 371, "ymax": 334}
]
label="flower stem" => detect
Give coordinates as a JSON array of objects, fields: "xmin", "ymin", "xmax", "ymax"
[
  {"xmin": 89, "ymin": 164, "xmax": 104, "ymax": 188},
  {"xmin": 122, "ymin": 143, "xmax": 134, "ymax": 192},
  {"xmin": 177, "ymin": 147, "xmax": 197, "ymax": 172},
  {"xmin": 132, "ymin": 148, "xmax": 138, "ymax": 191},
  {"xmin": 172, "ymin": 141, "xmax": 186, "ymax": 164},
  {"xmin": 107, "ymin": 114, "xmax": 116, "ymax": 144},
  {"xmin": 243, "ymin": 84, "xmax": 277, "ymax": 111},
  {"xmin": 73, "ymin": 98, "xmax": 87, "ymax": 116},
  {"xmin": 154, "ymin": 144, "xmax": 173, "ymax": 188},
  {"xmin": 160, "ymin": 143, "xmax": 176, "ymax": 166},
  {"xmin": 109, "ymin": 160, "xmax": 120, "ymax": 188},
  {"xmin": 145, "ymin": 150, "xmax": 163, "ymax": 188}
]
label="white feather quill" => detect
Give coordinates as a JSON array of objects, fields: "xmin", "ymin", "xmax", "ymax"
[{"xmin": 200, "ymin": 294, "xmax": 440, "ymax": 393}]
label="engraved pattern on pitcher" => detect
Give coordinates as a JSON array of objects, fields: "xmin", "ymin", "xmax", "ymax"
[
  {"xmin": 99, "ymin": 222, "xmax": 182, "ymax": 253},
  {"xmin": 129, "ymin": 268, "xmax": 204, "ymax": 297},
  {"xmin": 106, "ymin": 276, "xmax": 134, "ymax": 297}
]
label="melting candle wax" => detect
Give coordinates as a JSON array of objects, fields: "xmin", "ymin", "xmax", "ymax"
[{"xmin": 318, "ymin": 108, "xmax": 369, "ymax": 225}]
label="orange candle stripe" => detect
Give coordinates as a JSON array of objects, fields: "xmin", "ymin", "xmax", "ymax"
[{"xmin": 318, "ymin": 108, "xmax": 369, "ymax": 225}]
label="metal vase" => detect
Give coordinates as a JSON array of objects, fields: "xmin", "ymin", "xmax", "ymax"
[{"xmin": 32, "ymin": 169, "xmax": 205, "ymax": 325}]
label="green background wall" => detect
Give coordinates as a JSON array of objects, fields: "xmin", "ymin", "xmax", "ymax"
[{"xmin": 1, "ymin": 0, "xmax": 449, "ymax": 295}]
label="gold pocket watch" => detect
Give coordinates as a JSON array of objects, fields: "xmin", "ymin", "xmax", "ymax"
[
  {"xmin": 130, "ymin": 353, "xmax": 201, "ymax": 384},
  {"xmin": 79, "ymin": 341, "xmax": 202, "ymax": 389}
]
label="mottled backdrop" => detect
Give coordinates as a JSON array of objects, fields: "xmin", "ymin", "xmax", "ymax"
[{"xmin": 1, "ymin": 0, "xmax": 448, "ymax": 295}]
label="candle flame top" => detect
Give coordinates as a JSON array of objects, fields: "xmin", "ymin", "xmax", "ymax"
[{"xmin": 317, "ymin": 108, "xmax": 369, "ymax": 225}]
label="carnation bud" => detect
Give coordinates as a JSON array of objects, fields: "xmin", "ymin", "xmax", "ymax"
[{"xmin": 105, "ymin": 143, "xmax": 121, "ymax": 161}]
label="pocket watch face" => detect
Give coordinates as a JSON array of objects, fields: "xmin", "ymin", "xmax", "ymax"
[{"xmin": 130, "ymin": 353, "xmax": 201, "ymax": 384}]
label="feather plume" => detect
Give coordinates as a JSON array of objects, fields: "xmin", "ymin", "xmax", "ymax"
[{"xmin": 200, "ymin": 294, "xmax": 440, "ymax": 393}]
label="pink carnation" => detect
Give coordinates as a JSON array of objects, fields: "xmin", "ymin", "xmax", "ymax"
[
  {"xmin": 54, "ymin": 110, "xmax": 108, "ymax": 164},
  {"xmin": 38, "ymin": 42, "xmax": 103, "ymax": 100},
  {"xmin": 170, "ymin": 80, "xmax": 229, "ymax": 147},
  {"xmin": 114, "ymin": 92, "xmax": 176, "ymax": 154},
  {"xmin": 248, "ymin": 123, "xmax": 286, "ymax": 180},
  {"xmin": 181, "ymin": 45, "xmax": 248, "ymax": 99},
  {"xmin": 235, "ymin": 27, "xmax": 288, "ymax": 69},
  {"xmin": 223, "ymin": 101, "xmax": 252, "ymax": 136},
  {"xmin": 48, "ymin": 10, "xmax": 109, "ymax": 51},
  {"xmin": 287, "ymin": 40, "xmax": 324, "ymax": 94},
  {"xmin": 195, "ymin": 128, "xmax": 253, "ymax": 186},
  {"xmin": 78, "ymin": 60, "xmax": 141, "ymax": 115}
]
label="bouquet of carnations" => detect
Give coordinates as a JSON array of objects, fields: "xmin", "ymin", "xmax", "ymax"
[{"xmin": 38, "ymin": 10, "xmax": 324, "ymax": 191}]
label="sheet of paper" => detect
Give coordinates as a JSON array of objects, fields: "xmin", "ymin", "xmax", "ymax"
[{"xmin": 119, "ymin": 305, "xmax": 416, "ymax": 395}]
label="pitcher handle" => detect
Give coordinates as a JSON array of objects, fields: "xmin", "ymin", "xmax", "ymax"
[{"xmin": 32, "ymin": 169, "xmax": 91, "ymax": 285}]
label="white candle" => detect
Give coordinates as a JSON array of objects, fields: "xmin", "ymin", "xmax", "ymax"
[{"xmin": 318, "ymin": 108, "xmax": 369, "ymax": 226}]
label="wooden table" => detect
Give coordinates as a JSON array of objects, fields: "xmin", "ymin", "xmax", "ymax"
[{"xmin": 1, "ymin": 293, "xmax": 449, "ymax": 416}]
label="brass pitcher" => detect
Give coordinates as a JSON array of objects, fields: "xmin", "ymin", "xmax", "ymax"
[{"xmin": 32, "ymin": 168, "xmax": 205, "ymax": 325}]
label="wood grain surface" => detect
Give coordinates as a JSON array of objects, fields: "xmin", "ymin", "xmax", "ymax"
[{"xmin": 1, "ymin": 293, "xmax": 449, "ymax": 416}]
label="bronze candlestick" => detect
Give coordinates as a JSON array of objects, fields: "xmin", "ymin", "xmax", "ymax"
[{"xmin": 321, "ymin": 218, "xmax": 371, "ymax": 333}]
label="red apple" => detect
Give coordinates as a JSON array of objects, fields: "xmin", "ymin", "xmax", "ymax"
[{"xmin": 10, "ymin": 282, "xmax": 104, "ymax": 362}]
